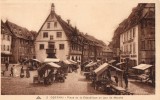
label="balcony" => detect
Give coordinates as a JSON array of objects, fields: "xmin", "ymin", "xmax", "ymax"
[{"xmin": 46, "ymin": 48, "xmax": 56, "ymax": 54}]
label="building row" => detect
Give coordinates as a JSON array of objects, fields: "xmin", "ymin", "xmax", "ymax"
[
  {"xmin": 1, "ymin": 20, "xmax": 36, "ymax": 63},
  {"xmin": 1, "ymin": 3, "xmax": 113, "ymax": 64},
  {"xmin": 35, "ymin": 3, "xmax": 113, "ymax": 63},
  {"xmin": 109, "ymin": 3, "xmax": 155, "ymax": 67}
]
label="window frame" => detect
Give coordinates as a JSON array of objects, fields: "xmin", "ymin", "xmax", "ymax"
[
  {"xmin": 39, "ymin": 44, "xmax": 45, "ymax": 50},
  {"xmin": 47, "ymin": 23, "xmax": 50, "ymax": 29},
  {"xmin": 43, "ymin": 32, "xmax": 48, "ymax": 38},
  {"xmin": 59, "ymin": 44, "xmax": 64, "ymax": 50},
  {"xmin": 56, "ymin": 32, "xmax": 62, "ymax": 38}
]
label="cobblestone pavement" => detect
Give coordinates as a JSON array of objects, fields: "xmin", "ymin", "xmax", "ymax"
[{"xmin": 1, "ymin": 64, "xmax": 155, "ymax": 95}]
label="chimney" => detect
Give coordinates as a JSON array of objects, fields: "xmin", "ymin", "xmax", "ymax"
[{"xmin": 67, "ymin": 19, "xmax": 70, "ymax": 25}]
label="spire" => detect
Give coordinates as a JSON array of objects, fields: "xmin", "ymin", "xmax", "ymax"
[{"xmin": 51, "ymin": 3, "xmax": 55, "ymax": 13}]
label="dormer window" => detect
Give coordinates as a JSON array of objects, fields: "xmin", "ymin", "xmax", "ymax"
[
  {"xmin": 54, "ymin": 22, "xmax": 57, "ymax": 28},
  {"xmin": 47, "ymin": 23, "xmax": 50, "ymax": 28}
]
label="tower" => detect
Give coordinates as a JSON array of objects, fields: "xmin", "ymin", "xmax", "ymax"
[{"xmin": 51, "ymin": 3, "xmax": 55, "ymax": 14}]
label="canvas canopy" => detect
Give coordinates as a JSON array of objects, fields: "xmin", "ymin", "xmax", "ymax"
[
  {"xmin": 108, "ymin": 60, "xmax": 116, "ymax": 64},
  {"xmin": 63, "ymin": 60, "xmax": 72, "ymax": 65},
  {"xmin": 94, "ymin": 63, "xmax": 109, "ymax": 76},
  {"xmin": 109, "ymin": 65, "xmax": 123, "ymax": 71},
  {"xmin": 47, "ymin": 62, "xmax": 61, "ymax": 68},
  {"xmin": 69, "ymin": 59, "xmax": 77, "ymax": 64},
  {"xmin": 85, "ymin": 62, "xmax": 97, "ymax": 67},
  {"xmin": 132, "ymin": 64, "xmax": 152, "ymax": 70},
  {"xmin": 116, "ymin": 62, "xmax": 125, "ymax": 66},
  {"xmin": 32, "ymin": 59, "xmax": 41, "ymax": 63},
  {"xmin": 43, "ymin": 58, "xmax": 60, "ymax": 63},
  {"xmin": 85, "ymin": 61, "xmax": 94, "ymax": 67}
]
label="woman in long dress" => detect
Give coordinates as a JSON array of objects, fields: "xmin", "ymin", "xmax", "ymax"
[
  {"xmin": 20, "ymin": 66, "xmax": 25, "ymax": 78},
  {"xmin": 26, "ymin": 67, "xmax": 30, "ymax": 78}
]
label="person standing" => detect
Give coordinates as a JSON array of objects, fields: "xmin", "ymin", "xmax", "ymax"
[
  {"xmin": 26, "ymin": 67, "xmax": 30, "ymax": 78},
  {"xmin": 20, "ymin": 66, "xmax": 25, "ymax": 78},
  {"xmin": 5, "ymin": 60, "xmax": 9, "ymax": 71},
  {"xmin": 123, "ymin": 72, "xmax": 129, "ymax": 88},
  {"xmin": 114, "ymin": 76, "xmax": 119, "ymax": 86},
  {"xmin": 10, "ymin": 65, "xmax": 14, "ymax": 77}
]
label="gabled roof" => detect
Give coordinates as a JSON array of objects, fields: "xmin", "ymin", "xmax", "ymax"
[
  {"xmin": 1, "ymin": 20, "xmax": 12, "ymax": 36},
  {"xmin": 6, "ymin": 20, "xmax": 36, "ymax": 40}
]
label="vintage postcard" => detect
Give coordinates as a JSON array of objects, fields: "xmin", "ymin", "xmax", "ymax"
[{"xmin": 0, "ymin": 0, "xmax": 160, "ymax": 100}]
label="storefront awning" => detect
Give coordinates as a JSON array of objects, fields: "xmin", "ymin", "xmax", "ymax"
[
  {"xmin": 108, "ymin": 60, "xmax": 116, "ymax": 64},
  {"xmin": 86, "ymin": 62, "xmax": 97, "ymax": 67},
  {"xmin": 116, "ymin": 62, "xmax": 125, "ymax": 66},
  {"xmin": 109, "ymin": 65, "xmax": 123, "ymax": 72},
  {"xmin": 32, "ymin": 59, "xmax": 41, "ymax": 63},
  {"xmin": 132, "ymin": 64, "xmax": 152, "ymax": 70},
  {"xmin": 43, "ymin": 58, "xmax": 60, "ymax": 63},
  {"xmin": 63, "ymin": 60, "xmax": 72, "ymax": 65},
  {"xmin": 68, "ymin": 59, "xmax": 77, "ymax": 64},
  {"xmin": 85, "ymin": 61, "xmax": 93, "ymax": 67},
  {"xmin": 94, "ymin": 63, "xmax": 109, "ymax": 76},
  {"xmin": 47, "ymin": 62, "xmax": 61, "ymax": 68}
]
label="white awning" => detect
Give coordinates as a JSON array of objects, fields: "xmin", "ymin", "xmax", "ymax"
[
  {"xmin": 94, "ymin": 63, "xmax": 109, "ymax": 76},
  {"xmin": 32, "ymin": 59, "xmax": 41, "ymax": 63},
  {"xmin": 69, "ymin": 59, "xmax": 77, "ymax": 64},
  {"xmin": 86, "ymin": 62, "xmax": 97, "ymax": 67},
  {"xmin": 43, "ymin": 58, "xmax": 60, "ymax": 63},
  {"xmin": 63, "ymin": 60, "xmax": 72, "ymax": 64},
  {"xmin": 132, "ymin": 64, "xmax": 152, "ymax": 70},
  {"xmin": 108, "ymin": 60, "xmax": 116, "ymax": 64},
  {"xmin": 85, "ymin": 61, "xmax": 93, "ymax": 67},
  {"xmin": 116, "ymin": 62, "xmax": 125, "ymax": 66},
  {"xmin": 109, "ymin": 65, "xmax": 123, "ymax": 71},
  {"xmin": 47, "ymin": 62, "xmax": 61, "ymax": 68}
]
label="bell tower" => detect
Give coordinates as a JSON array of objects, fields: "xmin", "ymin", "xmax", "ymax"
[{"xmin": 51, "ymin": 3, "xmax": 55, "ymax": 13}]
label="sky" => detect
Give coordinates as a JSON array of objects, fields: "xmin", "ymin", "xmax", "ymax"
[{"xmin": 0, "ymin": 0, "xmax": 153, "ymax": 44}]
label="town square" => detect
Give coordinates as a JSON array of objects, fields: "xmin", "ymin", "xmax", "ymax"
[{"xmin": 1, "ymin": 0, "xmax": 156, "ymax": 95}]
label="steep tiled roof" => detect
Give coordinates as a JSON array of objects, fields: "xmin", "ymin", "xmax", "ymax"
[
  {"xmin": 1, "ymin": 20, "xmax": 12, "ymax": 36},
  {"xmin": 6, "ymin": 20, "xmax": 36, "ymax": 40}
]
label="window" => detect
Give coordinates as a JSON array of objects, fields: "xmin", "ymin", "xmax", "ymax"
[
  {"xmin": 59, "ymin": 44, "xmax": 64, "ymax": 50},
  {"xmin": 39, "ymin": 44, "xmax": 44, "ymax": 50},
  {"xmin": 130, "ymin": 44, "xmax": 132, "ymax": 54},
  {"xmin": 54, "ymin": 22, "xmax": 57, "ymax": 28},
  {"xmin": 133, "ymin": 28, "xmax": 135, "ymax": 37},
  {"xmin": 148, "ymin": 40, "xmax": 155, "ymax": 50},
  {"xmin": 47, "ymin": 23, "xmax": 50, "ymax": 28},
  {"xmin": 56, "ymin": 32, "xmax": 62, "ymax": 38},
  {"xmin": 3, "ymin": 34, "xmax": 5, "ymax": 39},
  {"xmin": 50, "ymin": 35, "xmax": 53, "ymax": 40},
  {"xmin": 43, "ymin": 32, "xmax": 48, "ymax": 38},
  {"xmin": 7, "ymin": 45, "xmax": 9, "ymax": 51},
  {"xmin": 1, "ymin": 45, "xmax": 3, "ymax": 51},
  {"xmin": 49, "ymin": 44, "xmax": 54, "ymax": 49},
  {"xmin": 133, "ymin": 43, "xmax": 136, "ymax": 54},
  {"xmin": 7, "ymin": 35, "xmax": 10, "ymax": 41},
  {"xmin": 3, "ymin": 45, "xmax": 5, "ymax": 51},
  {"xmin": 141, "ymin": 41, "xmax": 145, "ymax": 50}
]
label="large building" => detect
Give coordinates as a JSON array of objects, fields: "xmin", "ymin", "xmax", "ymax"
[
  {"xmin": 5, "ymin": 20, "xmax": 36, "ymax": 63},
  {"xmin": 1, "ymin": 21, "xmax": 12, "ymax": 63},
  {"xmin": 35, "ymin": 4, "xmax": 81, "ymax": 61},
  {"xmin": 35, "ymin": 3, "xmax": 109, "ymax": 62},
  {"xmin": 111, "ymin": 3, "xmax": 155, "ymax": 67}
]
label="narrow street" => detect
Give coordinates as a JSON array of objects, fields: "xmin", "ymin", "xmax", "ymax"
[{"xmin": 1, "ymin": 64, "xmax": 155, "ymax": 95}]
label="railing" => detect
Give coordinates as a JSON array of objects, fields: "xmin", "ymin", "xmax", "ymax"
[{"xmin": 46, "ymin": 48, "xmax": 56, "ymax": 54}]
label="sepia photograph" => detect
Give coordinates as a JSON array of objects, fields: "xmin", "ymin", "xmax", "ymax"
[{"xmin": 0, "ymin": 0, "xmax": 159, "ymax": 98}]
